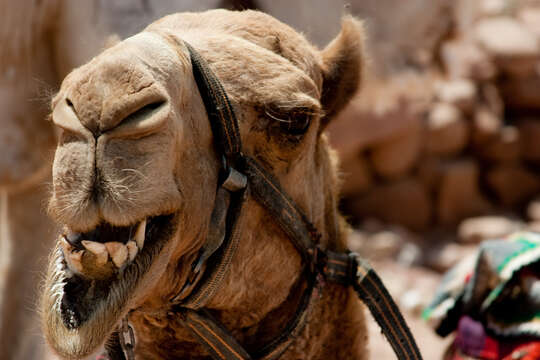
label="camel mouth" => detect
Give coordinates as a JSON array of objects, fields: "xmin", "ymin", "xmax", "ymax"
[{"xmin": 54, "ymin": 213, "xmax": 178, "ymax": 331}]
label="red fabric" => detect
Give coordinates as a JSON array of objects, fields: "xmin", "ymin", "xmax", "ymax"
[
  {"xmin": 449, "ymin": 340, "xmax": 540, "ymax": 359},
  {"xmin": 450, "ymin": 316, "xmax": 540, "ymax": 359},
  {"xmin": 502, "ymin": 342, "xmax": 540, "ymax": 360}
]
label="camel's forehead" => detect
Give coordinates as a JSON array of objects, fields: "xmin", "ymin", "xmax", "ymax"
[
  {"xmin": 147, "ymin": 10, "xmax": 324, "ymax": 87},
  {"xmin": 56, "ymin": 10, "xmax": 322, "ymax": 124},
  {"xmin": 62, "ymin": 32, "xmax": 184, "ymax": 91}
]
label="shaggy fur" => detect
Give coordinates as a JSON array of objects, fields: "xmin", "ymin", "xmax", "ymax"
[{"xmin": 41, "ymin": 10, "xmax": 367, "ymax": 359}]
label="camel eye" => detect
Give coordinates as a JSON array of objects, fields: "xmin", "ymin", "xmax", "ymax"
[
  {"xmin": 266, "ymin": 107, "xmax": 311, "ymax": 136},
  {"xmin": 280, "ymin": 112, "xmax": 310, "ymax": 135}
]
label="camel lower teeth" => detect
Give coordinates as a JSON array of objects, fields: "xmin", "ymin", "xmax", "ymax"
[
  {"xmin": 126, "ymin": 241, "xmax": 138, "ymax": 262},
  {"xmin": 60, "ymin": 220, "xmax": 147, "ymax": 276},
  {"xmin": 67, "ymin": 250, "xmax": 84, "ymax": 273},
  {"xmin": 81, "ymin": 240, "xmax": 108, "ymax": 266},
  {"xmin": 105, "ymin": 242, "xmax": 128, "ymax": 268}
]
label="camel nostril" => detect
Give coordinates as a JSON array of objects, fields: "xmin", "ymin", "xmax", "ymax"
[
  {"xmin": 66, "ymin": 98, "xmax": 74, "ymax": 108},
  {"xmin": 104, "ymin": 99, "xmax": 169, "ymax": 137}
]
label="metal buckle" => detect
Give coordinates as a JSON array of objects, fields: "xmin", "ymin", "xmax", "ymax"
[
  {"xmin": 171, "ymin": 254, "xmax": 206, "ymax": 303},
  {"xmin": 119, "ymin": 317, "xmax": 136, "ymax": 360},
  {"xmin": 307, "ymin": 246, "xmax": 326, "ymax": 275},
  {"xmin": 220, "ymin": 155, "xmax": 247, "ymax": 192}
]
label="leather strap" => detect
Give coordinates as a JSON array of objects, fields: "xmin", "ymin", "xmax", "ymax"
[
  {"xmin": 252, "ymin": 274, "xmax": 317, "ymax": 360},
  {"xmin": 176, "ymin": 273, "xmax": 317, "ymax": 360},
  {"xmin": 352, "ymin": 256, "xmax": 423, "ymax": 360},
  {"xmin": 318, "ymin": 252, "xmax": 423, "ymax": 360},
  {"xmin": 243, "ymin": 157, "xmax": 320, "ymax": 264},
  {"xmin": 180, "ymin": 309, "xmax": 252, "ymax": 360},
  {"xmin": 178, "ymin": 187, "xmax": 248, "ymax": 309},
  {"xmin": 185, "ymin": 42, "xmax": 242, "ymax": 164}
]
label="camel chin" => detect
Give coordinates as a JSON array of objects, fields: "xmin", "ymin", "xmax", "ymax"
[{"xmin": 42, "ymin": 213, "xmax": 179, "ymax": 358}]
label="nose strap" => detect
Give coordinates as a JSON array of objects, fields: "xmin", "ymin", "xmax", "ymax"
[{"xmin": 185, "ymin": 42, "xmax": 243, "ymax": 165}]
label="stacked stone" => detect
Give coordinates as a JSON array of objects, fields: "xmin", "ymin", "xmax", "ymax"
[{"xmin": 330, "ymin": 0, "xmax": 540, "ymax": 237}]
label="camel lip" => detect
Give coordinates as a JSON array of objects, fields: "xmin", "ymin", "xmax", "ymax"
[{"xmin": 56, "ymin": 213, "xmax": 178, "ymax": 330}]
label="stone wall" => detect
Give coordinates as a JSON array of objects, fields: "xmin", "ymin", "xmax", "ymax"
[{"xmin": 330, "ymin": 0, "xmax": 540, "ymax": 240}]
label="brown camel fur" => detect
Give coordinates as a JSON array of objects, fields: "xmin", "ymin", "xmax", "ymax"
[{"xmin": 40, "ymin": 9, "xmax": 367, "ymax": 359}]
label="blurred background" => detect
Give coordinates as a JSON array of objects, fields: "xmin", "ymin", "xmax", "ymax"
[{"xmin": 1, "ymin": 0, "xmax": 540, "ymax": 359}]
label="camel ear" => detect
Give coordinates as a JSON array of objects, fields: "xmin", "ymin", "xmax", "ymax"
[{"xmin": 320, "ymin": 16, "xmax": 365, "ymax": 131}]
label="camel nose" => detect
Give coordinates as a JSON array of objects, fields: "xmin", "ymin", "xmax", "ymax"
[
  {"xmin": 52, "ymin": 91, "xmax": 168, "ymax": 141},
  {"xmin": 66, "ymin": 94, "xmax": 167, "ymax": 138},
  {"xmin": 55, "ymin": 55, "xmax": 168, "ymax": 137}
]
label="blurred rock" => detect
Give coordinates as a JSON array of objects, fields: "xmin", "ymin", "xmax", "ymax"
[
  {"xmin": 401, "ymin": 289, "xmax": 423, "ymax": 315},
  {"xmin": 369, "ymin": 117, "xmax": 422, "ymax": 179},
  {"xmin": 486, "ymin": 164, "xmax": 540, "ymax": 205},
  {"xmin": 397, "ymin": 242, "xmax": 424, "ymax": 267},
  {"xmin": 479, "ymin": 0, "xmax": 508, "ymax": 17},
  {"xmin": 350, "ymin": 0, "xmax": 454, "ymax": 71},
  {"xmin": 425, "ymin": 103, "xmax": 469, "ymax": 156},
  {"xmin": 474, "ymin": 16, "xmax": 540, "ymax": 76},
  {"xmin": 369, "ymin": 231, "xmax": 406, "ymax": 258},
  {"xmin": 474, "ymin": 17, "xmax": 539, "ymax": 59},
  {"xmin": 497, "ymin": 57, "xmax": 540, "ymax": 78},
  {"xmin": 360, "ymin": 218, "xmax": 388, "ymax": 233},
  {"xmin": 499, "ymin": 76, "xmax": 540, "ymax": 110},
  {"xmin": 327, "ymin": 89, "xmax": 424, "ymax": 159},
  {"xmin": 518, "ymin": 119, "xmax": 540, "ymax": 164},
  {"xmin": 440, "ymin": 39, "xmax": 497, "ymax": 80},
  {"xmin": 527, "ymin": 221, "xmax": 540, "ymax": 232},
  {"xmin": 480, "ymin": 83, "xmax": 504, "ymax": 117},
  {"xmin": 477, "ymin": 126, "xmax": 521, "ymax": 163},
  {"xmin": 347, "ymin": 231, "xmax": 369, "ymax": 254},
  {"xmin": 527, "ymin": 197, "xmax": 540, "ymax": 221},
  {"xmin": 518, "ymin": 7, "xmax": 540, "ymax": 40},
  {"xmin": 339, "ymin": 152, "xmax": 373, "ymax": 196},
  {"xmin": 458, "ymin": 216, "xmax": 524, "ymax": 243},
  {"xmin": 437, "ymin": 160, "xmax": 492, "ymax": 224},
  {"xmin": 425, "ymin": 242, "xmax": 477, "ymax": 272},
  {"xmin": 417, "ymin": 156, "xmax": 443, "ymax": 191},
  {"xmin": 347, "ymin": 230, "xmax": 406, "ymax": 261},
  {"xmin": 260, "ymin": 0, "xmax": 348, "ymax": 46},
  {"xmin": 350, "ymin": 178, "xmax": 432, "ymax": 231},
  {"xmin": 435, "ymin": 79, "xmax": 477, "ymax": 113},
  {"xmin": 472, "ymin": 106, "xmax": 503, "ymax": 146}
]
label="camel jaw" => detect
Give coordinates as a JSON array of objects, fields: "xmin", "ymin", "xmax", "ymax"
[{"xmin": 42, "ymin": 213, "xmax": 179, "ymax": 358}]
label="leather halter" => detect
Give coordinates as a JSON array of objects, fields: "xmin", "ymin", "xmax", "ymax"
[{"xmin": 105, "ymin": 40, "xmax": 423, "ymax": 360}]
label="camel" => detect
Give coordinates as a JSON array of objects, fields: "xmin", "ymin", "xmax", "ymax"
[{"xmin": 40, "ymin": 9, "xmax": 371, "ymax": 359}]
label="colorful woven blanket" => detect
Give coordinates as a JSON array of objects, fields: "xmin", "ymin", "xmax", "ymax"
[{"xmin": 423, "ymin": 232, "xmax": 540, "ymax": 359}]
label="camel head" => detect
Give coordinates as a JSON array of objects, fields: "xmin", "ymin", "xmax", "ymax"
[{"xmin": 41, "ymin": 10, "xmax": 364, "ymax": 358}]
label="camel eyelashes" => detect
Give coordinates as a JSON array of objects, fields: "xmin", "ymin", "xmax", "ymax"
[
  {"xmin": 280, "ymin": 113, "xmax": 310, "ymax": 135},
  {"xmin": 265, "ymin": 107, "xmax": 312, "ymax": 136}
]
